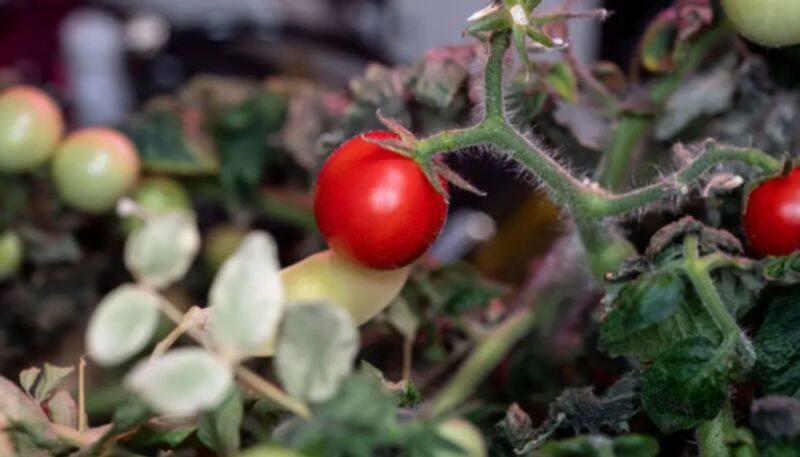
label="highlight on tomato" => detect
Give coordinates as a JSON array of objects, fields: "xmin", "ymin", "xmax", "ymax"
[
  {"xmin": 313, "ymin": 131, "xmax": 448, "ymax": 270},
  {"xmin": 0, "ymin": 86, "xmax": 64, "ymax": 172},
  {"xmin": 51, "ymin": 128, "xmax": 141, "ymax": 213}
]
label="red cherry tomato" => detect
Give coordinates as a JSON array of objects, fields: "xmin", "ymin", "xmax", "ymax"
[
  {"xmin": 313, "ymin": 131, "xmax": 448, "ymax": 269},
  {"xmin": 744, "ymin": 168, "xmax": 800, "ymax": 257}
]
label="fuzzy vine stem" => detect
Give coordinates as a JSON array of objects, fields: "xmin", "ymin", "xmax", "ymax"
[
  {"xmin": 696, "ymin": 400, "xmax": 737, "ymax": 457},
  {"xmin": 413, "ymin": 31, "xmax": 780, "ymax": 277}
]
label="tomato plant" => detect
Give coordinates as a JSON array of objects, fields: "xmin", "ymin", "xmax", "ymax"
[
  {"xmin": 744, "ymin": 168, "xmax": 800, "ymax": 257},
  {"xmin": 6, "ymin": 1, "xmax": 800, "ymax": 456},
  {"xmin": 0, "ymin": 86, "xmax": 63, "ymax": 172},
  {"xmin": 51, "ymin": 128, "xmax": 141, "ymax": 213},
  {"xmin": 313, "ymin": 131, "xmax": 448, "ymax": 270}
]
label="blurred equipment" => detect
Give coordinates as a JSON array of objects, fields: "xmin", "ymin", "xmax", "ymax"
[{"xmin": 60, "ymin": 8, "xmax": 132, "ymax": 126}]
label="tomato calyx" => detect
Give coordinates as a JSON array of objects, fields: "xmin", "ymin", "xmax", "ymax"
[{"xmin": 366, "ymin": 111, "xmax": 485, "ymax": 198}]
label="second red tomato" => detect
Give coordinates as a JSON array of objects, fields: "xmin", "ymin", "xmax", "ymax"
[
  {"xmin": 313, "ymin": 131, "xmax": 448, "ymax": 270},
  {"xmin": 744, "ymin": 168, "xmax": 800, "ymax": 257}
]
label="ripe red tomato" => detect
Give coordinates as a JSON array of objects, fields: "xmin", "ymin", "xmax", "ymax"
[
  {"xmin": 743, "ymin": 168, "xmax": 800, "ymax": 257},
  {"xmin": 313, "ymin": 131, "xmax": 448, "ymax": 269}
]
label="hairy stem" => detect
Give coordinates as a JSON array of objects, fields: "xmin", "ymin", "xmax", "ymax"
[
  {"xmin": 696, "ymin": 400, "xmax": 736, "ymax": 457},
  {"xmin": 597, "ymin": 114, "xmax": 649, "ymax": 190}
]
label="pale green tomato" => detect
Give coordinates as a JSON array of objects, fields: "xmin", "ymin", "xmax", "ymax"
[
  {"xmin": 52, "ymin": 128, "xmax": 141, "ymax": 213},
  {"xmin": 436, "ymin": 418, "xmax": 487, "ymax": 457},
  {"xmin": 123, "ymin": 177, "xmax": 191, "ymax": 232},
  {"xmin": 722, "ymin": 0, "xmax": 800, "ymax": 47},
  {"xmin": 0, "ymin": 86, "xmax": 64, "ymax": 172},
  {"xmin": 203, "ymin": 225, "xmax": 247, "ymax": 272},
  {"xmin": 238, "ymin": 446, "xmax": 304, "ymax": 457},
  {"xmin": 0, "ymin": 230, "xmax": 23, "ymax": 280},
  {"xmin": 253, "ymin": 249, "xmax": 410, "ymax": 356}
]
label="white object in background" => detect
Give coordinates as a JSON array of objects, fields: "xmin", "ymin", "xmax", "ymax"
[
  {"xmin": 430, "ymin": 209, "xmax": 496, "ymax": 263},
  {"xmin": 60, "ymin": 9, "xmax": 133, "ymax": 126},
  {"xmin": 389, "ymin": 0, "xmax": 601, "ymax": 64}
]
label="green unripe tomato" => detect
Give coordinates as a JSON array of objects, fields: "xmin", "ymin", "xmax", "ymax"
[
  {"xmin": 123, "ymin": 177, "xmax": 191, "ymax": 232},
  {"xmin": 437, "ymin": 418, "xmax": 487, "ymax": 457},
  {"xmin": 237, "ymin": 446, "xmax": 304, "ymax": 457},
  {"xmin": 0, "ymin": 230, "xmax": 23, "ymax": 280},
  {"xmin": 0, "ymin": 86, "xmax": 64, "ymax": 172},
  {"xmin": 203, "ymin": 225, "xmax": 247, "ymax": 273},
  {"xmin": 52, "ymin": 128, "xmax": 141, "ymax": 213},
  {"xmin": 722, "ymin": 0, "xmax": 800, "ymax": 47},
  {"xmin": 253, "ymin": 249, "xmax": 410, "ymax": 356}
]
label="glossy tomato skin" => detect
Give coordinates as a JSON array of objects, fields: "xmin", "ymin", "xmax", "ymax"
[
  {"xmin": 743, "ymin": 168, "xmax": 800, "ymax": 257},
  {"xmin": 313, "ymin": 131, "xmax": 448, "ymax": 270},
  {"xmin": 722, "ymin": 0, "xmax": 800, "ymax": 47},
  {"xmin": 0, "ymin": 86, "xmax": 64, "ymax": 172}
]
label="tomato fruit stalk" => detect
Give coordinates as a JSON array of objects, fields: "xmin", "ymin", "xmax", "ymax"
[
  {"xmin": 314, "ymin": 131, "xmax": 448, "ymax": 270},
  {"xmin": 743, "ymin": 168, "xmax": 800, "ymax": 257}
]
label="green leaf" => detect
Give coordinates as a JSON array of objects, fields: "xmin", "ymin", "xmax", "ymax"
[
  {"xmin": 600, "ymin": 280, "xmax": 720, "ymax": 362},
  {"xmin": 535, "ymin": 434, "xmax": 659, "ymax": 457},
  {"xmin": 198, "ymin": 388, "xmax": 243, "ymax": 456},
  {"xmin": 125, "ymin": 348, "xmax": 233, "ymax": 416},
  {"xmin": 755, "ymin": 288, "xmax": 800, "ymax": 398},
  {"xmin": 213, "ymin": 90, "xmax": 286, "ymax": 199},
  {"xmin": 238, "ymin": 445, "xmax": 304, "ymax": 457},
  {"xmin": 547, "ymin": 62, "xmax": 579, "ymax": 103},
  {"xmin": 763, "ymin": 254, "xmax": 800, "ymax": 286},
  {"xmin": 128, "ymin": 422, "xmax": 195, "ymax": 449},
  {"xmin": 275, "ymin": 303, "xmax": 359, "ymax": 403},
  {"xmin": 119, "ymin": 104, "xmax": 219, "ymax": 175},
  {"xmin": 124, "ymin": 210, "xmax": 201, "ymax": 289},
  {"xmin": 34, "ymin": 364, "xmax": 74, "ymax": 403},
  {"xmin": 273, "ymin": 374, "xmax": 400, "ymax": 455},
  {"xmin": 86, "ymin": 284, "xmax": 161, "ymax": 366},
  {"xmin": 602, "ymin": 272, "xmax": 685, "ymax": 335},
  {"xmin": 642, "ymin": 337, "xmax": 728, "ymax": 433},
  {"xmin": 548, "ymin": 371, "xmax": 642, "ymax": 435},
  {"xmin": 210, "ymin": 231, "xmax": 284, "ymax": 357}
]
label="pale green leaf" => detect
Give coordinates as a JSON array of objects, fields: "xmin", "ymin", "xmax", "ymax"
[
  {"xmin": 125, "ymin": 211, "xmax": 200, "ymax": 289},
  {"xmin": 210, "ymin": 232, "xmax": 284, "ymax": 356},
  {"xmin": 34, "ymin": 363, "xmax": 74, "ymax": 402},
  {"xmin": 125, "ymin": 348, "xmax": 233, "ymax": 416},
  {"xmin": 276, "ymin": 303, "xmax": 359, "ymax": 403},
  {"xmin": 86, "ymin": 284, "xmax": 161, "ymax": 366}
]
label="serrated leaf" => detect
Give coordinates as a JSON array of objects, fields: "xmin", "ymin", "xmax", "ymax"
[
  {"xmin": 86, "ymin": 284, "xmax": 161, "ymax": 366},
  {"xmin": 642, "ymin": 337, "xmax": 728, "ymax": 433},
  {"xmin": 197, "ymin": 388, "xmax": 243, "ymax": 456},
  {"xmin": 600, "ymin": 283, "xmax": 720, "ymax": 362},
  {"xmin": 407, "ymin": 46, "xmax": 472, "ymax": 109},
  {"xmin": 548, "ymin": 371, "xmax": 642, "ymax": 435},
  {"xmin": 119, "ymin": 105, "xmax": 219, "ymax": 175},
  {"xmin": 34, "ymin": 364, "xmax": 74, "ymax": 402},
  {"xmin": 125, "ymin": 348, "xmax": 233, "ymax": 416},
  {"xmin": 46, "ymin": 390, "xmax": 77, "ymax": 428},
  {"xmin": 125, "ymin": 211, "xmax": 200, "ymax": 289},
  {"xmin": 602, "ymin": 272, "xmax": 685, "ymax": 335},
  {"xmin": 754, "ymin": 288, "xmax": 800, "ymax": 398},
  {"xmin": 547, "ymin": 62, "xmax": 578, "ymax": 103},
  {"xmin": 210, "ymin": 232, "xmax": 284, "ymax": 357},
  {"xmin": 276, "ymin": 303, "xmax": 359, "ymax": 403}
]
